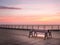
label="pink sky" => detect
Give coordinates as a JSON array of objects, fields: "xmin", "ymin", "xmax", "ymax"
[{"xmin": 0, "ymin": 0, "xmax": 60, "ymax": 24}]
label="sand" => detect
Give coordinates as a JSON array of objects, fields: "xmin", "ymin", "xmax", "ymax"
[{"xmin": 0, "ymin": 29, "xmax": 60, "ymax": 45}]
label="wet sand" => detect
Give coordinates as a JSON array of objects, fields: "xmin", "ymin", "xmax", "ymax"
[{"xmin": 0, "ymin": 29, "xmax": 60, "ymax": 45}]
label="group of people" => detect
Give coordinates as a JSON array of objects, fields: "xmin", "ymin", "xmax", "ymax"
[{"xmin": 28, "ymin": 30, "xmax": 52, "ymax": 40}]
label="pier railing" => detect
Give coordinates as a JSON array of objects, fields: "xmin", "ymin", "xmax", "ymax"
[{"xmin": 0, "ymin": 24, "xmax": 60, "ymax": 30}]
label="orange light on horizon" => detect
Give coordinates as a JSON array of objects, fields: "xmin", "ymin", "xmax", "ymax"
[{"xmin": 0, "ymin": 13, "xmax": 60, "ymax": 24}]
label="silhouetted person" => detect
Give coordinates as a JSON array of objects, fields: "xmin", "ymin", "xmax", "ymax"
[
  {"xmin": 44, "ymin": 32, "xmax": 48, "ymax": 40},
  {"xmin": 29, "ymin": 30, "xmax": 33, "ymax": 38},
  {"xmin": 33, "ymin": 31, "xmax": 37, "ymax": 37},
  {"xmin": 48, "ymin": 30, "xmax": 52, "ymax": 38}
]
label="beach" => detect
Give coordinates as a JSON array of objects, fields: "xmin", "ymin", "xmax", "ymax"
[{"xmin": 0, "ymin": 29, "xmax": 60, "ymax": 45}]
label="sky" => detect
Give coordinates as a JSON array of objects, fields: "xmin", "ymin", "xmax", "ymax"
[{"xmin": 0, "ymin": 0, "xmax": 60, "ymax": 24}]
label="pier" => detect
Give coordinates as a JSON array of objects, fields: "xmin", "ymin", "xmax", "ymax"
[{"xmin": 0, "ymin": 24, "xmax": 60, "ymax": 39}]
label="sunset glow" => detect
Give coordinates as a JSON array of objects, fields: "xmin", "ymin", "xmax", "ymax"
[{"xmin": 0, "ymin": 0, "xmax": 60, "ymax": 24}]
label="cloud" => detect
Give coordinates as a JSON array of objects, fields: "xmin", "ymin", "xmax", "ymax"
[{"xmin": 0, "ymin": 6, "xmax": 21, "ymax": 10}]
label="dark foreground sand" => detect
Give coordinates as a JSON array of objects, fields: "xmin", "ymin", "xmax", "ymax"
[{"xmin": 0, "ymin": 29, "xmax": 60, "ymax": 45}]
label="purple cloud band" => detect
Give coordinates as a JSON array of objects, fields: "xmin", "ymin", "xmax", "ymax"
[{"xmin": 0, "ymin": 6, "xmax": 21, "ymax": 10}]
